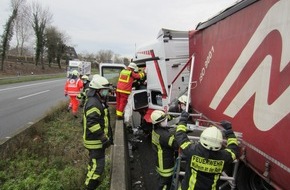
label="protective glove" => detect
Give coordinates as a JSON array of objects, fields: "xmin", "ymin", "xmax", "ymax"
[
  {"xmin": 101, "ymin": 135, "xmax": 111, "ymax": 149},
  {"xmin": 103, "ymin": 140, "xmax": 111, "ymax": 149},
  {"xmin": 221, "ymin": 120, "xmax": 232, "ymax": 130},
  {"xmin": 220, "ymin": 120, "xmax": 234, "ymax": 137},
  {"xmin": 178, "ymin": 110, "xmax": 189, "ymax": 126},
  {"xmin": 109, "ymin": 137, "xmax": 114, "ymax": 145},
  {"xmin": 76, "ymin": 94, "xmax": 82, "ymax": 100}
]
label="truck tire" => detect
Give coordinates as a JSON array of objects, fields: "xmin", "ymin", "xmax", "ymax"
[{"xmin": 236, "ymin": 164, "xmax": 274, "ymax": 190}]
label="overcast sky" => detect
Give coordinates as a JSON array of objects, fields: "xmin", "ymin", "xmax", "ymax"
[{"xmin": 0, "ymin": 0, "xmax": 237, "ymax": 58}]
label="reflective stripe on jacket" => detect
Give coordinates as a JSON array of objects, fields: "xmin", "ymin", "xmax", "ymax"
[
  {"xmin": 175, "ymin": 124, "xmax": 238, "ymax": 190},
  {"xmin": 116, "ymin": 68, "xmax": 145, "ymax": 94},
  {"xmin": 83, "ymin": 91, "xmax": 111, "ymax": 149},
  {"xmin": 64, "ymin": 78, "xmax": 83, "ymax": 96},
  {"xmin": 152, "ymin": 127, "xmax": 178, "ymax": 177}
]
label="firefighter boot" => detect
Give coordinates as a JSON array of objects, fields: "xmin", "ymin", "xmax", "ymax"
[
  {"xmin": 124, "ymin": 122, "xmax": 133, "ymax": 134},
  {"xmin": 117, "ymin": 116, "xmax": 124, "ymax": 120}
]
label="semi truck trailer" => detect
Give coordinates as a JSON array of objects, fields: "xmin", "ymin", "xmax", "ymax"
[{"xmin": 131, "ymin": 0, "xmax": 289, "ymax": 189}]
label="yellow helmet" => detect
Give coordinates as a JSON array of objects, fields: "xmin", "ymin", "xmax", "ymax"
[
  {"xmin": 81, "ymin": 75, "xmax": 89, "ymax": 80},
  {"xmin": 71, "ymin": 70, "xmax": 79, "ymax": 76},
  {"xmin": 200, "ymin": 126, "xmax": 223, "ymax": 151}
]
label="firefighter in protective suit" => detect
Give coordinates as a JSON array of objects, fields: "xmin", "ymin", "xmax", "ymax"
[
  {"xmin": 77, "ymin": 75, "xmax": 90, "ymax": 107},
  {"xmin": 174, "ymin": 111, "xmax": 238, "ymax": 190},
  {"xmin": 116, "ymin": 62, "xmax": 145, "ymax": 119},
  {"xmin": 151, "ymin": 110, "xmax": 179, "ymax": 190},
  {"xmin": 169, "ymin": 95, "xmax": 192, "ymax": 113},
  {"xmin": 64, "ymin": 70, "xmax": 83, "ymax": 117},
  {"xmin": 83, "ymin": 74, "xmax": 113, "ymax": 190}
]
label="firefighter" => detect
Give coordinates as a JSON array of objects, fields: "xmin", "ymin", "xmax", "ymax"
[
  {"xmin": 124, "ymin": 66, "xmax": 146, "ymax": 128},
  {"xmin": 83, "ymin": 74, "xmax": 113, "ymax": 190},
  {"xmin": 168, "ymin": 94, "xmax": 194, "ymax": 124},
  {"xmin": 174, "ymin": 111, "xmax": 239, "ymax": 190},
  {"xmin": 150, "ymin": 110, "xmax": 179, "ymax": 190},
  {"xmin": 132, "ymin": 67, "xmax": 147, "ymax": 90},
  {"xmin": 168, "ymin": 95, "xmax": 192, "ymax": 113},
  {"xmin": 64, "ymin": 70, "xmax": 83, "ymax": 118},
  {"xmin": 116, "ymin": 62, "xmax": 145, "ymax": 119},
  {"xmin": 77, "ymin": 75, "xmax": 90, "ymax": 107}
]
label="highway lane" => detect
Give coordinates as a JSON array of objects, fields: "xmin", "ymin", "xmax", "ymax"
[{"xmin": 0, "ymin": 78, "xmax": 67, "ymax": 142}]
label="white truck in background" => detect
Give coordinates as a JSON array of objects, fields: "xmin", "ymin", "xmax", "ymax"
[{"xmin": 67, "ymin": 60, "xmax": 91, "ymax": 77}]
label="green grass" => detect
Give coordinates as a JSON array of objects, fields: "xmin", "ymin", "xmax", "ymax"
[{"xmin": 0, "ymin": 101, "xmax": 114, "ymax": 190}]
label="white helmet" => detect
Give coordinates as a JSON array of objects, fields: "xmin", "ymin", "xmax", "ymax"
[
  {"xmin": 178, "ymin": 95, "xmax": 189, "ymax": 104},
  {"xmin": 72, "ymin": 70, "xmax": 79, "ymax": 76},
  {"xmin": 89, "ymin": 74, "xmax": 110, "ymax": 89},
  {"xmin": 151, "ymin": 110, "xmax": 167, "ymax": 124},
  {"xmin": 200, "ymin": 126, "xmax": 223, "ymax": 151},
  {"xmin": 81, "ymin": 75, "xmax": 89, "ymax": 80},
  {"xmin": 128, "ymin": 62, "xmax": 137, "ymax": 70}
]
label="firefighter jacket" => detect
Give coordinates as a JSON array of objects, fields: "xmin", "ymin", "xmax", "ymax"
[
  {"xmin": 116, "ymin": 68, "xmax": 145, "ymax": 94},
  {"xmin": 64, "ymin": 76, "xmax": 83, "ymax": 96},
  {"xmin": 83, "ymin": 89, "xmax": 113, "ymax": 150},
  {"xmin": 175, "ymin": 124, "xmax": 238, "ymax": 190},
  {"xmin": 77, "ymin": 80, "xmax": 90, "ymax": 100},
  {"xmin": 152, "ymin": 126, "xmax": 179, "ymax": 177}
]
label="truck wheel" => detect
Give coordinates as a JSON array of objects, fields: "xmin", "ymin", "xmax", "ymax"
[{"xmin": 236, "ymin": 164, "xmax": 274, "ymax": 190}]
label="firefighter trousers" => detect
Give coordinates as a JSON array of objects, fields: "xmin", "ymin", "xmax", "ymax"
[
  {"xmin": 116, "ymin": 92, "xmax": 129, "ymax": 117},
  {"xmin": 157, "ymin": 174, "xmax": 173, "ymax": 190},
  {"xmin": 85, "ymin": 149, "xmax": 105, "ymax": 190}
]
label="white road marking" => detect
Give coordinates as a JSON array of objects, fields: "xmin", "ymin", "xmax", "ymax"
[
  {"xmin": 18, "ymin": 90, "xmax": 50, "ymax": 99},
  {"xmin": 0, "ymin": 79, "xmax": 64, "ymax": 92}
]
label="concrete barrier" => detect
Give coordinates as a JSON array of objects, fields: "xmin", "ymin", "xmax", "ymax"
[{"xmin": 110, "ymin": 119, "xmax": 130, "ymax": 190}]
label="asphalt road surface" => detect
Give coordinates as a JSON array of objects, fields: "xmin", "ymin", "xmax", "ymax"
[{"xmin": 0, "ymin": 78, "xmax": 67, "ymax": 142}]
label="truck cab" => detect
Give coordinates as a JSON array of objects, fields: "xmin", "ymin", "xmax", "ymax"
[{"xmin": 132, "ymin": 28, "xmax": 190, "ymax": 122}]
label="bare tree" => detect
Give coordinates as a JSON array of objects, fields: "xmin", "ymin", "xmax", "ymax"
[
  {"xmin": 30, "ymin": 1, "xmax": 52, "ymax": 69},
  {"xmin": 56, "ymin": 31, "xmax": 70, "ymax": 68},
  {"xmin": 0, "ymin": 0, "xmax": 25, "ymax": 71},
  {"xmin": 113, "ymin": 54, "xmax": 123, "ymax": 63},
  {"xmin": 97, "ymin": 50, "xmax": 114, "ymax": 63},
  {"xmin": 123, "ymin": 57, "xmax": 130, "ymax": 65},
  {"xmin": 15, "ymin": 3, "xmax": 32, "ymax": 56}
]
